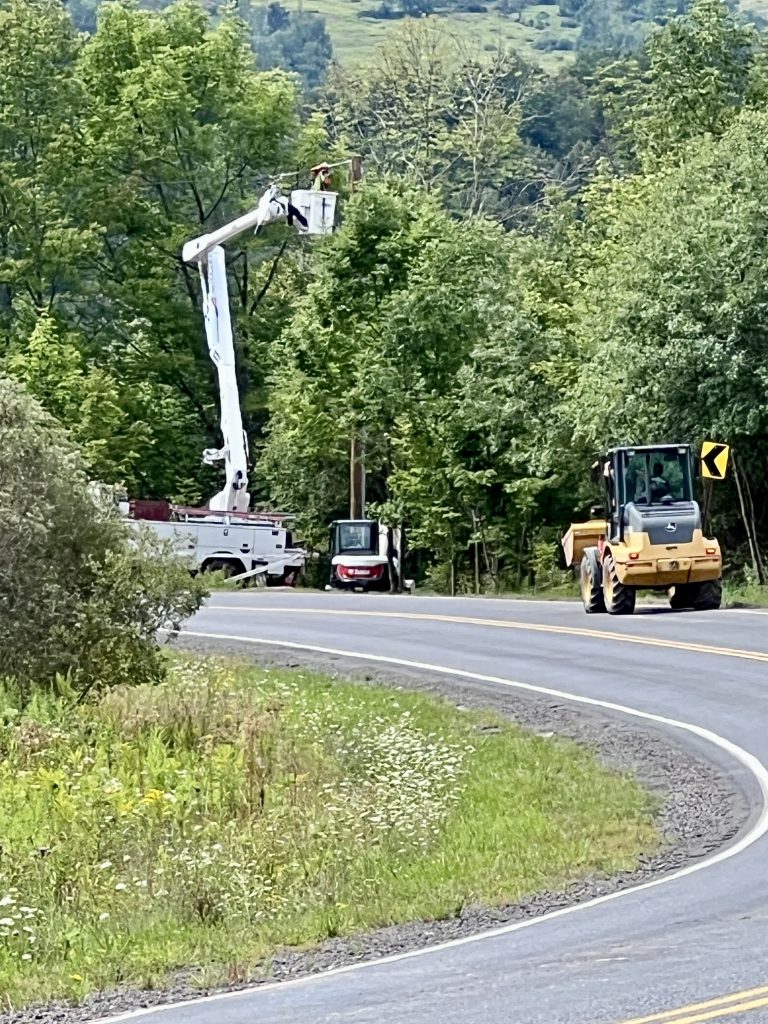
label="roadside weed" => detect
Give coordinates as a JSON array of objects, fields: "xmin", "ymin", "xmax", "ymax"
[{"xmin": 0, "ymin": 656, "xmax": 657, "ymax": 1009}]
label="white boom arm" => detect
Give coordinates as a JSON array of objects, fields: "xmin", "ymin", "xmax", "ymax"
[
  {"xmin": 182, "ymin": 185, "xmax": 314, "ymax": 515},
  {"xmin": 195, "ymin": 245, "xmax": 250, "ymax": 513}
]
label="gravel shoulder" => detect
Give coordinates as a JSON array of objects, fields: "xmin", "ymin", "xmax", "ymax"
[{"xmin": 1, "ymin": 636, "xmax": 752, "ymax": 1024}]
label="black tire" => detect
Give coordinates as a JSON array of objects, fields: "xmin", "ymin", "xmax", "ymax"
[
  {"xmin": 202, "ymin": 559, "xmax": 242, "ymax": 578},
  {"xmin": 693, "ymin": 578, "xmax": 723, "ymax": 611},
  {"xmin": 602, "ymin": 553, "xmax": 636, "ymax": 615},
  {"xmin": 669, "ymin": 579, "xmax": 722, "ymax": 611},
  {"xmin": 669, "ymin": 584, "xmax": 697, "ymax": 610},
  {"xmin": 266, "ymin": 569, "xmax": 298, "ymax": 587},
  {"xmin": 580, "ymin": 548, "xmax": 606, "ymax": 614}
]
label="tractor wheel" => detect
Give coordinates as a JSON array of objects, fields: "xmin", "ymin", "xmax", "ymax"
[
  {"xmin": 580, "ymin": 548, "xmax": 606, "ymax": 614},
  {"xmin": 602, "ymin": 553, "xmax": 636, "ymax": 615},
  {"xmin": 693, "ymin": 578, "xmax": 723, "ymax": 611},
  {"xmin": 669, "ymin": 584, "xmax": 697, "ymax": 610}
]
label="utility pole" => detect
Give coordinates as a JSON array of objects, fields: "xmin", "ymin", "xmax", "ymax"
[
  {"xmin": 350, "ymin": 435, "xmax": 365, "ymax": 520},
  {"xmin": 349, "ymin": 154, "xmax": 365, "ymax": 521},
  {"xmin": 350, "ymin": 155, "xmax": 363, "ymax": 191},
  {"xmin": 471, "ymin": 509, "xmax": 480, "ymax": 595}
]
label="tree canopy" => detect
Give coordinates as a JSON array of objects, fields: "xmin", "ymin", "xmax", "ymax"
[{"xmin": 3, "ymin": 0, "xmax": 767, "ymax": 593}]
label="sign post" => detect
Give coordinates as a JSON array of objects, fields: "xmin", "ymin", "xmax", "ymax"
[{"xmin": 700, "ymin": 441, "xmax": 729, "ymax": 538}]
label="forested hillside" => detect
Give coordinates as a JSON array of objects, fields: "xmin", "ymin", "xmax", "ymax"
[{"xmin": 2, "ymin": 0, "xmax": 767, "ymax": 592}]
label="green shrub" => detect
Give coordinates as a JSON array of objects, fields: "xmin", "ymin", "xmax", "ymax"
[{"xmin": 0, "ymin": 377, "xmax": 205, "ymax": 700}]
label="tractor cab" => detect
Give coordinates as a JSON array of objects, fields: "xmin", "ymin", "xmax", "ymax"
[
  {"xmin": 328, "ymin": 519, "xmax": 397, "ymax": 592},
  {"xmin": 597, "ymin": 445, "xmax": 696, "ymax": 544}
]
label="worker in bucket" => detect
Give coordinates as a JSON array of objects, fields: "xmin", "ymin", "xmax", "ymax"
[{"xmin": 310, "ymin": 162, "xmax": 333, "ymax": 191}]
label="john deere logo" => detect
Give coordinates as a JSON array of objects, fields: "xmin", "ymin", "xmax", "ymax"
[{"xmin": 665, "ymin": 522, "xmax": 677, "ymax": 532}]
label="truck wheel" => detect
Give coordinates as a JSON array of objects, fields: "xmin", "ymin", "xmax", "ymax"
[
  {"xmin": 693, "ymin": 578, "xmax": 723, "ymax": 611},
  {"xmin": 669, "ymin": 584, "xmax": 696, "ymax": 610},
  {"xmin": 603, "ymin": 553, "xmax": 636, "ymax": 615},
  {"xmin": 202, "ymin": 559, "xmax": 241, "ymax": 579},
  {"xmin": 580, "ymin": 548, "xmax": 606, "ymax": 614}
]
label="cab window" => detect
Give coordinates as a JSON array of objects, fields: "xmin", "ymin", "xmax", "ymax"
[{"xmin": 624, "ymin": 450, "xmax": 689, "ymax": 505}]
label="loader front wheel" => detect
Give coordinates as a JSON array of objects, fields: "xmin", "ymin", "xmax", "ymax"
[
  {"xmin": 580, "ymin": 548, "xmax": 606, "ymax": 614},
  {"xmin": 603, "ymin": 553, "xmax": 636, "ymax": 615}
]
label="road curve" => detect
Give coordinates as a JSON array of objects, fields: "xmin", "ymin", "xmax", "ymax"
[{"xmin": 105, "ymin": 593, "xmax": 768, "ymax": 1024}]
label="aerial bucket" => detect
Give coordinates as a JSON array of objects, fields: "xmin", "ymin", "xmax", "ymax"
[{"xmin": 290, "ymin": 189, "xmax": 337, "ymax": 236}]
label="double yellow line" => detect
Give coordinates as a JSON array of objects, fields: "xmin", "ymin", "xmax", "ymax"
[
  {"xmin": 616, "ymin": 984, "xmax": 768, "ymax": 1024},
  {"xmin": 208, "ymin": 606, "xmax": 768, "ymax": 665}
]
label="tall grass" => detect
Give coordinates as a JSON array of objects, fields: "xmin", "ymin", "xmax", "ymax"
[{"xmin": 0, "ymin": 657, "xmax": 657, "ymax": 1009}]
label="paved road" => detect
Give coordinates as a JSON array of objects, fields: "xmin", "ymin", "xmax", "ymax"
[{"xmin": 103, "ymin": 593, "xmax": 768, "ymax": 1024}]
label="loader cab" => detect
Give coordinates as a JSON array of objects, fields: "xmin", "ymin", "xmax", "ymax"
[{"xmin": 603, "ymin": 445, "xmax": 694, "ymax": 542}]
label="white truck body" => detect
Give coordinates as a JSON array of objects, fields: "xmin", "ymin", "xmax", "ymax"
[{"xmin": 130, "ymin": 516, "xmax": 306, "ymax": 583}]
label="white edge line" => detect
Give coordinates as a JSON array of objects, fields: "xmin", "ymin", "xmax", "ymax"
[{"xmin": 89, "ymin": 630, "xmax": 768, "ymax": 1024}]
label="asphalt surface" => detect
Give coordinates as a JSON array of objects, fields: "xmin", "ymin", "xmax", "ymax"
[{"xmin": 104, "ymin": 592, "xmax": 768, "ymax": 1024}]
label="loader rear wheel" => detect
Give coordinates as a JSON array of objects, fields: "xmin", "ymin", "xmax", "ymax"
[
  {"xmin": 669, "ymin": 579, "xmax": 722, "ymax": 611},
  {"xmin": 602, "ymin": 553, "xmax": 636, "ymax": 615},
  {"xmin": 669, "ymin": 584, "xmax": 697, "ymax": 610},
  {"xmin": 693, "ymin": 578, "xmax": 723, "ymax": 611},
  {"xmin": 580, "ymin": 548, "xmax": 606, "ymax": 614}
]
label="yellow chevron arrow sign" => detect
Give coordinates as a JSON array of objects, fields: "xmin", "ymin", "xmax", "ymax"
[{"xmin": 701, "ymin": 441, "xmax": 730, "ymax": 481}]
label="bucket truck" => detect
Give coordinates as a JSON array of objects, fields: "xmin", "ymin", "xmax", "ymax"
[{"xmin": 127, "ymin": 181, "xmax": 337, "ymax": 584}]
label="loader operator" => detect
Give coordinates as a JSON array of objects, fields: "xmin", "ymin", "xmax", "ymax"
[{"xmin": 650, "ymin": 462, "xmax": 671, "ymax": 502}]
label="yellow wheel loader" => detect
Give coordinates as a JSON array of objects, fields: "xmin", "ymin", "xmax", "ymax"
[{"xmin": 562, "ymin": 445, "xmax": 722, "ymax": 615}]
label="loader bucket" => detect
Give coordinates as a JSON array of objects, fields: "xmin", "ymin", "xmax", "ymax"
[{"xmin": 562, "ymin": 519, "xmax": 605, "ymax": 568}]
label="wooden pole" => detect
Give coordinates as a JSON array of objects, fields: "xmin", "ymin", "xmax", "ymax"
[
  {"xmin": 740, "ymin": 455, "xmax": 766, "ymax": 584},
  {"xmin": 471, "ymin": 509, "xmax": 480, "ymax": 595},
  {"xmin": 701, "ymin": 478, "xmax": 713, "ymax": 537},
  {"xmin": 349, "ymin": 437, "xmax": 356, "ymax": 520},
  {"xmin": 732, "ymin": 451, "xmax": 766, "ymax": 585},
  {"xmin": 350, "ymin": 436, "xmax": 365, "ymax": 520},
  {"xmin": 350, "ymin": 155, "xmax": 362, "ymax": 192},
  {"xmin": 346, "ymin": 155, "xmax": 364, "ymax": 522}
]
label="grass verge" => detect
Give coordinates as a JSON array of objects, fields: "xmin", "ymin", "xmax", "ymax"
[
  {"xmin": 723, "ymin": 581, "xmax": 768, "ymax": 608},
  {"xmin": 0, "ymin": 656, "xmax": 658, "ymax": 1010}
]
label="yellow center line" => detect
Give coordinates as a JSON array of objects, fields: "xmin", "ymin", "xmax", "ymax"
[
  {"xmin": 616, "ymin": 986, "xmax": 768, "ymax": 1024},
  {"xmin": 206, "ymin": 606, "xmax": 768, "ymax": 665}
]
